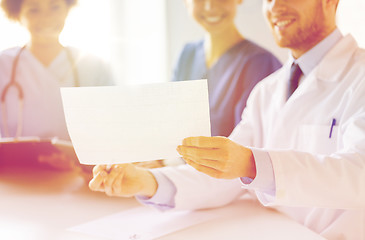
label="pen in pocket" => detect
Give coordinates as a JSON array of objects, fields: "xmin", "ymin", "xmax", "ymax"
[{"xmin": 329, "ymin": 118, "xmax": 336, "ymax": 139}]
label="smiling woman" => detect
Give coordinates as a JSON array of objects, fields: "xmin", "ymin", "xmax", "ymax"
[
  {"xmin": 0, "ymin": 0, "xmax": 111, "ymax": 60},
  {"xmin": 0, "ymin": 0, "xmax": 114, "ymax": 171}
]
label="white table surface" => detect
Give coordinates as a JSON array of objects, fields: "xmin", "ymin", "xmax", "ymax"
[{"xmin": 0, "ymin": 166, "xmax": 324, "ymax": 240}]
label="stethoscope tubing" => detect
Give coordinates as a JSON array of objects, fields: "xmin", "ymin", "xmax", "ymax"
[
  {"xmin": 0, "ymin": 46, "xmax": 79, "ymax": 138},
  {"xmin": 1, "ymin": 46, "xmax": 26, "ymax": 138}
]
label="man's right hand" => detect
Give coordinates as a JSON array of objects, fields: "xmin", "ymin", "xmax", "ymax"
[{"xmin": 89, "ymin": 164, "xmax": 158, "ymax": 198}]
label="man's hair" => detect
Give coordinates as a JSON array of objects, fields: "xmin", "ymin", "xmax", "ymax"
[{"xmin": 1, "ymin": 0, "xmax": 78, "ymax": 21}]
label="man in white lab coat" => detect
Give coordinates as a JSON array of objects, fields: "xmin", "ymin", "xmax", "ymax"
[{"xmin": 90, "ymin": 0, "xmax": 365, "ymax": 239}]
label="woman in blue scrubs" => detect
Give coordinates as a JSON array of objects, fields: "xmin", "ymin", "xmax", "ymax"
[
  {"xmin": 173, "ymin": 0, "xmax": 281, "ymax": 137},
  {"xmin": 139, "ymin": 0, "xmax": 282, "ymax": 168}
]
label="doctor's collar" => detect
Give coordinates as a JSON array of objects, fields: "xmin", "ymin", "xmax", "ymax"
[{"xmin": 288, "ymin": 28, "xmax": 343, "ymax": 77}]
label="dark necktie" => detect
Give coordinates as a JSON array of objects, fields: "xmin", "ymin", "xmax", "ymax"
[{"xmin": 287, "ymin": 63, "xmax": 302, "ymax": 100}]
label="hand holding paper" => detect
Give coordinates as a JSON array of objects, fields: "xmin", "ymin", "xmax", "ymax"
[
  {"xmin": 177, "ymin": 136, "xmax": 256, "ymax": 180},
  {"xmin": 89, "ymin": 164, "xmax": 158, "ymax": 198}
]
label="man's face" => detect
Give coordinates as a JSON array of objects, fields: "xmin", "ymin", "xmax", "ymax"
[{"xmin": 263, "ymin": 0, "xmax": 335, "ymax": 57}]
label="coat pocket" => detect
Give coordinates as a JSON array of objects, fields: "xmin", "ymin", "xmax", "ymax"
[{"xmin": 297, "ymin": 124, "xmax": 338, "ymax": 154}]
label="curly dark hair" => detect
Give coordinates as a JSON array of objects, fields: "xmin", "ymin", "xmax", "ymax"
[{"xmin": 1, "ymin": 0, "xmax": 78, "ymax": 21}]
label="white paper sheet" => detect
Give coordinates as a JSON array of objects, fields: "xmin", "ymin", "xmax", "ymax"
[
  {"xmin": 60, "ymin": 80, "xmax": 210, "ymax": 164},
  {"xmin": 68, "ymin": 207, "xmax": 217, "ymax": 240}
]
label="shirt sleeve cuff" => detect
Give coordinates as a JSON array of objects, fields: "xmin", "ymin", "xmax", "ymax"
[
  {"xmin": 240, "ymin": 148, "xmax": 276, "ymax": 196},
  {"xmin": 136, "ymin": 169, "xmax": 177, "ymax": 211}
]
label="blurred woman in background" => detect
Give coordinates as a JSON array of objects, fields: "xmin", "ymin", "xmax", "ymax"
[
  {"xmin": 149, "ymin": 0, "xmax": 282, "ymax": 167},
  {"xmin": 0, "ymin": 0, "xmax": 114, "ymax": 172},
  {"xmin": 173, "ymin": 0, "xmax": 281, "ymax": 137},
  {"xmin": 140, "ymin": 0, "xmax": 282, "ymax": 168}
]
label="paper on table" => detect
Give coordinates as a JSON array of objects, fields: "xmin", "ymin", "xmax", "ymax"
[
  {"xmin": 60, "ymin": 80, "xmax": 211, "ymax": 165},
  {"xmin": 68, "ymin": 207, "xmax": 217, "ymax": 240}
]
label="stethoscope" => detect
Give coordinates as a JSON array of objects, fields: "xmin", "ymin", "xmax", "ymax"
[{"xmin": 0, "ymin": 46, "xmax": 80, "ymax": 138}]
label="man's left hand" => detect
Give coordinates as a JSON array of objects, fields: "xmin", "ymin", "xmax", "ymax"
[{"xmin": 177, "ymin": 136, "xmax": 256, "ymax": 179}]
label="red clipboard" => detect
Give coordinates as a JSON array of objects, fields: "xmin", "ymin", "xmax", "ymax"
[{"xmin": 0, "ymin": 137, "xmax": 78, "ymax": 167}]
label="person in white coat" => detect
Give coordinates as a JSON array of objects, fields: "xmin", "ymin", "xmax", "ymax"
[
  {"xmin": 89, "ymin": 0, "xmax": 365, "ymax": 239},
  {"xmin": 0, "ymin": 0, "xmax": 114, "ymax": 171}
]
